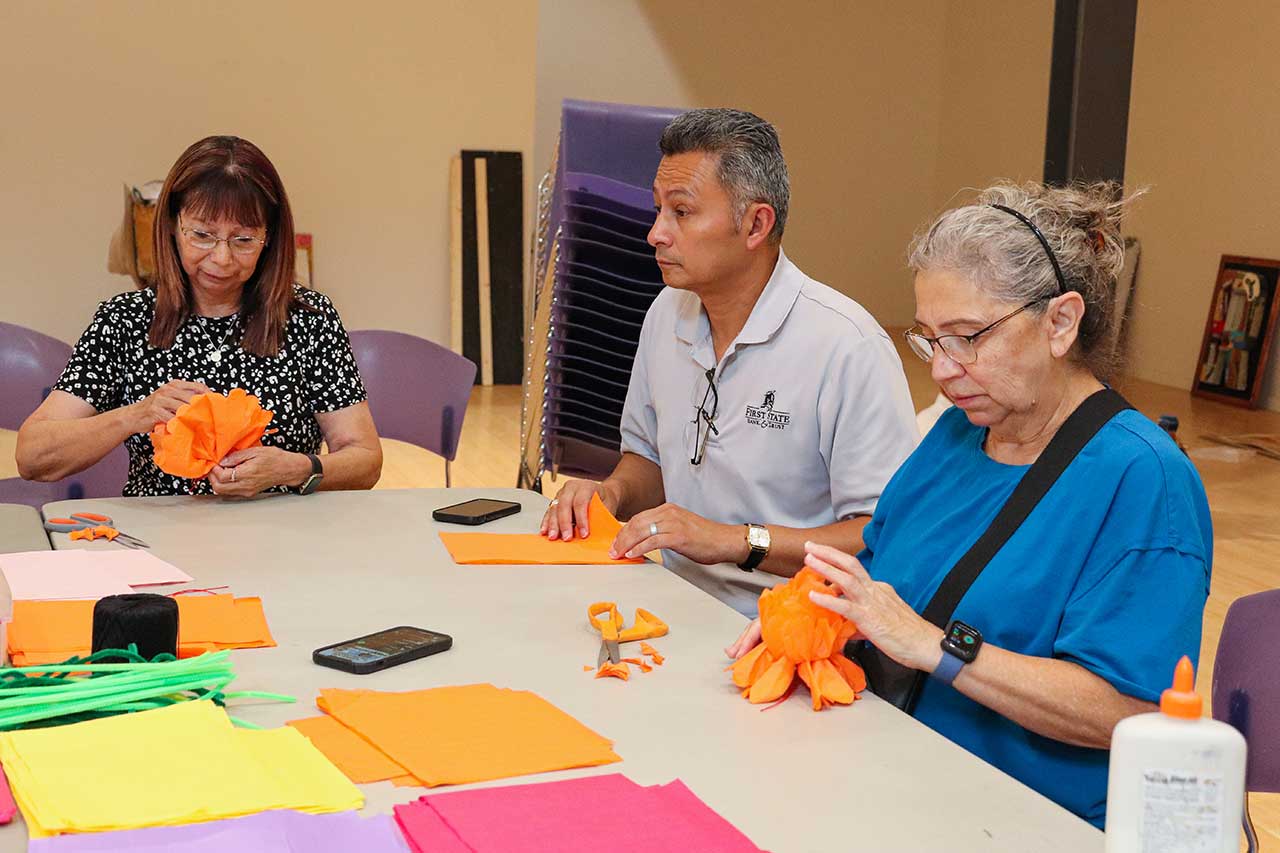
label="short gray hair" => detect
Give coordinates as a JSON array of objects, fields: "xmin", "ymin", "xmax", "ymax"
[
  {"xmin": 907, "ymin": 181, "xmax": 1142, "ymax": 380},
  {"xmin": 659, "ymin": 108, "xmax": 789, "ymax": 242}
]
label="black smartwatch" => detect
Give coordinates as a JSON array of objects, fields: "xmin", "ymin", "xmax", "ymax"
[
  {"xmin": 932, "ymin": 620, "xmax": 982, "ymax": 686},
  {"xmin": 297, "ymin": 453, "xmax": 324, "ymax": 495}
]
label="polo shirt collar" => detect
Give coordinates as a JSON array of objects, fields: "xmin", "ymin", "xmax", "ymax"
[{"xmin": 673, "ymin": 249, "xmax": 804, "ymax": 360}]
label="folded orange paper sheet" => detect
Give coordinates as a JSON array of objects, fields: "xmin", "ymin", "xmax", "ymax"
[
  {"xmin": 439, "ymin": 495, "xmax": 643, "ymax": 565},
  {"xmin": 7, "ymin": 594, "xmax": 275, "ymax": 665},
  {"xmin": 306, "ymin": 684, "xmax": 620, "ymax": 787},
  {"xmin": 151, "ymin": 389, "xmax": 274, "ymax": 479}
]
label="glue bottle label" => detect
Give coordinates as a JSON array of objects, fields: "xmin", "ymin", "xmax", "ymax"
[{"xmin": 1140, "ymin": 769, "xmax": 1224, "ymax": 853}]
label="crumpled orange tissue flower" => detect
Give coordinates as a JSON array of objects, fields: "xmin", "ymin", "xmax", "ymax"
[
  {"xmin": 151, "ymin": 389, "xmax": 274, "ymax": 479},
  {"xmin": 731, "ymin": 568, "xmax": 867, "ymax": 711}
]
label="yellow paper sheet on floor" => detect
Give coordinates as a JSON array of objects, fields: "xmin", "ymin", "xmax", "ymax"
[
  {"xmin": 438, "ymin": 495, "xmax": 643, "ymax": 565},
  {"xmin": 0, "ymin": 700, "xmax": 361, "ymax": 838},
  {"xmin": 287, "ymin": 714, "xmax": 420, "ymax": 785},
  {"xmin": 316, "ymin": 684, "xmax": 620, "ymax": 787}
]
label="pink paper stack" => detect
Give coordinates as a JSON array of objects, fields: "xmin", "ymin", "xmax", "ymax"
[{"xmin": 393, "ymin": 773, "xmax": 766, "ymax": 853}]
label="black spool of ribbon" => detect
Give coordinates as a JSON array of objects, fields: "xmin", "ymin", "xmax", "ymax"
[{"xmin": 92, "ymin": 594, "xmax": 180, "ymax": 662}]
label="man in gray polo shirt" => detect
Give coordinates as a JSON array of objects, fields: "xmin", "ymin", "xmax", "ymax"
[{"xmin": 542, "ymin": 108, "xmax": 917, "ymax": 616}]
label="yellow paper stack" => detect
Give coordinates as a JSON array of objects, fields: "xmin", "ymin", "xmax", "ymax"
[{"xmin": 0, "ymin": 700, "xmax": 362, "ymax": 838}]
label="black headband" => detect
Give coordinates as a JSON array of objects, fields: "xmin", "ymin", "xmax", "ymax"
[{"xmin": 989, "ymin": 204, "xmax": 1067, "ymax": 295}]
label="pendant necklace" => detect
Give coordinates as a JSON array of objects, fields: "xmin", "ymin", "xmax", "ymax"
[{"xmin": 194, "ymin": 314, "xmax": 240, "ymax": 365}]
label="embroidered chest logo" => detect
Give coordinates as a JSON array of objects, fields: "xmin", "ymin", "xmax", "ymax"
[{"xmin": 744, "ymin": 390, "xmax": 790, "ymax": 431}]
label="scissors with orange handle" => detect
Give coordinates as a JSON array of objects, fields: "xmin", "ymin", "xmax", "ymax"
[
  {"xmin": 43, "ymin": 513, "xmax": 150, "ymax": 549},
  {"xmin": 588, "ymin": 602, "xmax": 669, "ymax": 667}
]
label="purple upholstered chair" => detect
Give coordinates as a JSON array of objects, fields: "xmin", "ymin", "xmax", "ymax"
[
  {"xmin": 0, "ymin": 446, "xmax": 129, "ymax": 510},
  {"xmin": 1, "ymin": 321, "xmax": 130, "ymax": 506},
  {"xmin": 0, "ymin": 320, "xmax": 72, "ymax": 431},
  {"xmin": 1212, "ymin": 588, "xmax": 1280, "ymax": 851},
  {"xmin": 349, "ymin": 330, "xmax": 477, "ymax": 487},
  {"xmin": 0, "ymin": 476, "xmax": 70, "ymax": 509}
]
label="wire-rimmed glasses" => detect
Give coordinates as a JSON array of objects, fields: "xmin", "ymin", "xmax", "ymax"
[
  {"xmin": 903, "ymin": 297, "xmax": 1049, "ymax": 365},
  {"xmin": 690, "ymin": 367, "xmax": 718, "ymax": 465},
  {"xmin": 179, "ymin": 221, "xmax": 267, "ymax": 256}
]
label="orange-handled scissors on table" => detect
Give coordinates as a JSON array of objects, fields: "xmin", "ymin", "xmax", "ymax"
[
  {"xmin": 43, "ymin": 513, "xmax": 150, "ymax": 549},
  {"xmin": 588, "ymin": 602, "xmax": 669, "ymax": 666}
]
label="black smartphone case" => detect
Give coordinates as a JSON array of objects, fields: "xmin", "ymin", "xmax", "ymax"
[
  {"xmin": 312, "ymin": 628, "xmax": 453, "ymax": 674},
  {"xmin": 432, "ymin": 501, "xmax": 521, "ymax": 525}
]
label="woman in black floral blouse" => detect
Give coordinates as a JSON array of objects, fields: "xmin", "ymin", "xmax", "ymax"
[{"xmin": 16, "ymin": 136, "xmax": 382, "ymax": 497}]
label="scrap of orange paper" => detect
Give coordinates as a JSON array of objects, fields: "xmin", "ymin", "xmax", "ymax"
[
  {"xmin": 595, "ymin": 662, "xmax": 630, "ymax": 680},
  {"xmin": 315, "ymin": 684, "xmax": 620, "ymax": 787},
  {"xmin": 287, "ymin": 715, "xmax": 421, "ymax": 785},
  {"xmin": 151, "ymin": 389, "xmax": 274, "ymax": 479},
  {"xmin": 639, "ymin": 642, "xmax": 665, "ymax": 665},
  {"xmin": 7, "ymin": 594, "xmax": 275, "ymax": 664},
  {"xmin": 438, "ymin": 495, "xmax": 643, "ymax": 565}
]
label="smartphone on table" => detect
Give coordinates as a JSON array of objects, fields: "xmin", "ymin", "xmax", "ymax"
[
  {"xmin": 432, "ymin": 498, "xmax": 521, "ymax": 525},
  {"xmin": 313, "ymin": 626, "xmax": 453, "ymax": 674}
]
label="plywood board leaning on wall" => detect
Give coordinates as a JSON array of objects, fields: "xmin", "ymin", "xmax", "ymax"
[{"xmin": 450, "ymin": 151, "xmax": 524, "ymax": 385}]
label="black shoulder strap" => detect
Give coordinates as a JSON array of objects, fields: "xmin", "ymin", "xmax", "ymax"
[{"xmin": 918, "ymin": 388, "xmax": 1132, "ymax": 629}]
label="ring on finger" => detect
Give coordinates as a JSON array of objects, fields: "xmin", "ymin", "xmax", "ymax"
[
  {"xmin": 649, "ymin": 522, "xmax": 659, "ymax": 537},
  {"xmin": 549, "ymin": 498, "xmax": 559, "ymax": 506},
  {"xmin": 231, "ymin": 468, "xmax": 237, "ymax": 482}
]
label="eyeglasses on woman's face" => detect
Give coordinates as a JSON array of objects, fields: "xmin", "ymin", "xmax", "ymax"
[
  {"xmin": 904, "ymin": 297, "xmax": 1049, "ymax": 365},
  {"xmin": 178, "ymin": 219, "xmax": 267, "ymax": 256}
]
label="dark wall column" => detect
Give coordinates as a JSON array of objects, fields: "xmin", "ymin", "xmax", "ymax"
[{"xmin": 1044, "ymin": 0, "xmax": 1139, "ymax": 185}]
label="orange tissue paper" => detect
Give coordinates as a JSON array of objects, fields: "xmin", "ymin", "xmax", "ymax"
[
  {"xmin": 730, "ymin": 568, "xmax": 867, "ymax": 711},
  {"xmin": 151, "ymin": 389, "xmax": 274, "ymax": 479}
]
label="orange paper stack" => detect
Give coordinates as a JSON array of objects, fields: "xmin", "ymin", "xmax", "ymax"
[
  {"xmin": 439, "ymin": 495, "xmax": 643, "ymax": 565},
  {"xmin": 151, "ymin": 389, "xmax": 274, "ymax": 479},
  {"xmin": 7, "ymin": 594, "xmax": 276, "ymax": 665},
  {"xmin": 288, "ymin": 684, "xmax": 620, "ymax": 788}
]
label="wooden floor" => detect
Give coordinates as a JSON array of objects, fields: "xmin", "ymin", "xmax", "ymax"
[{"xmin": 3, "ymin": 339, "xmax": 1278, "ymax": 844}]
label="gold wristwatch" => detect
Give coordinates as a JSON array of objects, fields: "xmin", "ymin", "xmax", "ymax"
[{"xmin": 738, "ymin": 523, "xmax": 770, "ymax": 571}]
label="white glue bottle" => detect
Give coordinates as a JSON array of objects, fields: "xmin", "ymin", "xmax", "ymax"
[{"xmin": 1106, "ymin": 655, "xmax": 1247, "ymax": 853}]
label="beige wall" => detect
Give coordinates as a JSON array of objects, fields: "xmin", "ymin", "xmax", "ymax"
[
  {"xmin": 1125, "ymin": 0, "xmax": 1280, "ymax": 410},
  {"xmin": 533, "ymin": 0, "xmax": 696, "ymax": 186},
  {"xmin": 6, "ymin": 0, "xmax": 1058, "ymax": 361},
  {"xmin": 933, "ymin": 1, "xmax": 1054, "ymax": 209},
  {"xmin": 535, "ymin": 0, "xmax": 1051, "ymax": 328},
  {"xmin": 0, "ymin": 0, "xmax": 536, "ymax": 348}
]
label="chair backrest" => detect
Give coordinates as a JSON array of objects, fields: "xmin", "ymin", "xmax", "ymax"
[
  {"xmin": 0, "ymin": 445, "xmax": 128, "ymax": 510},
  {"xmin": 0, "ymin": 321, "xmax": 72, "ymax": 431},
  {"xmin": 70, "ymin": 445, "xmax": 130, "ymax": 500},
  {"xmin": 1212, "ymin": 588, "xmax": 1280, "ymax": 792},
  {"xmin": 0, "ymin": 477, "xmax": 70, "ymax": 510},
  {"xmin": 348, "ymin": 330, "xmax": 477, "ymax": 461}
]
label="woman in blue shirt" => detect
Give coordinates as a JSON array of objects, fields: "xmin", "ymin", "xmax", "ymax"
[{"xmin": 727, "ymin": 181, "xmax": 1211, "ymax": 828}]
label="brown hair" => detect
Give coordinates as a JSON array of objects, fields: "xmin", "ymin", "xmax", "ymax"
[{"xmin": 149, "ymin": 136, "xmax": 300, "ymax": 357}]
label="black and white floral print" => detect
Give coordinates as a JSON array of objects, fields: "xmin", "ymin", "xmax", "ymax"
[{"xmin": 54, "ymin": 286, "xmax": 367, "ymax": 496}]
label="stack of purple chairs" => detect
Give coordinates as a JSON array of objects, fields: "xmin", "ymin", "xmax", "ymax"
[{"xmin": 520, "ymin": 99, "xmax": 681, "ymax": 490}]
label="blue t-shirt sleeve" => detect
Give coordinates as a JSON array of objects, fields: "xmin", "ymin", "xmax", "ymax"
[
  {"xmin": 856, "ymin": 508, "xmax": 881, "ymax": 568},
  {"xmin": 1054, "ymin": 545, "xmax": 1208, "ymax": 703}
]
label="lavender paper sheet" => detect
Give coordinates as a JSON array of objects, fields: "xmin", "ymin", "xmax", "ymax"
[{"xmin": 27, "ymin": 809, "xmax": 408, "ymax": 852}]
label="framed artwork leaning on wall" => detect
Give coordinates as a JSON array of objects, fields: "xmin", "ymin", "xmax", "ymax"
[{"xmin": 1192, "ymin": 254, "xmax": 1280, "ymax": 408}]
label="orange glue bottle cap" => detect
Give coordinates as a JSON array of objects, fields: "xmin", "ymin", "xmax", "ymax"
[{"xmin": 1159, "ymin": 655, "xmax": 1202, "ymax": 719}]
